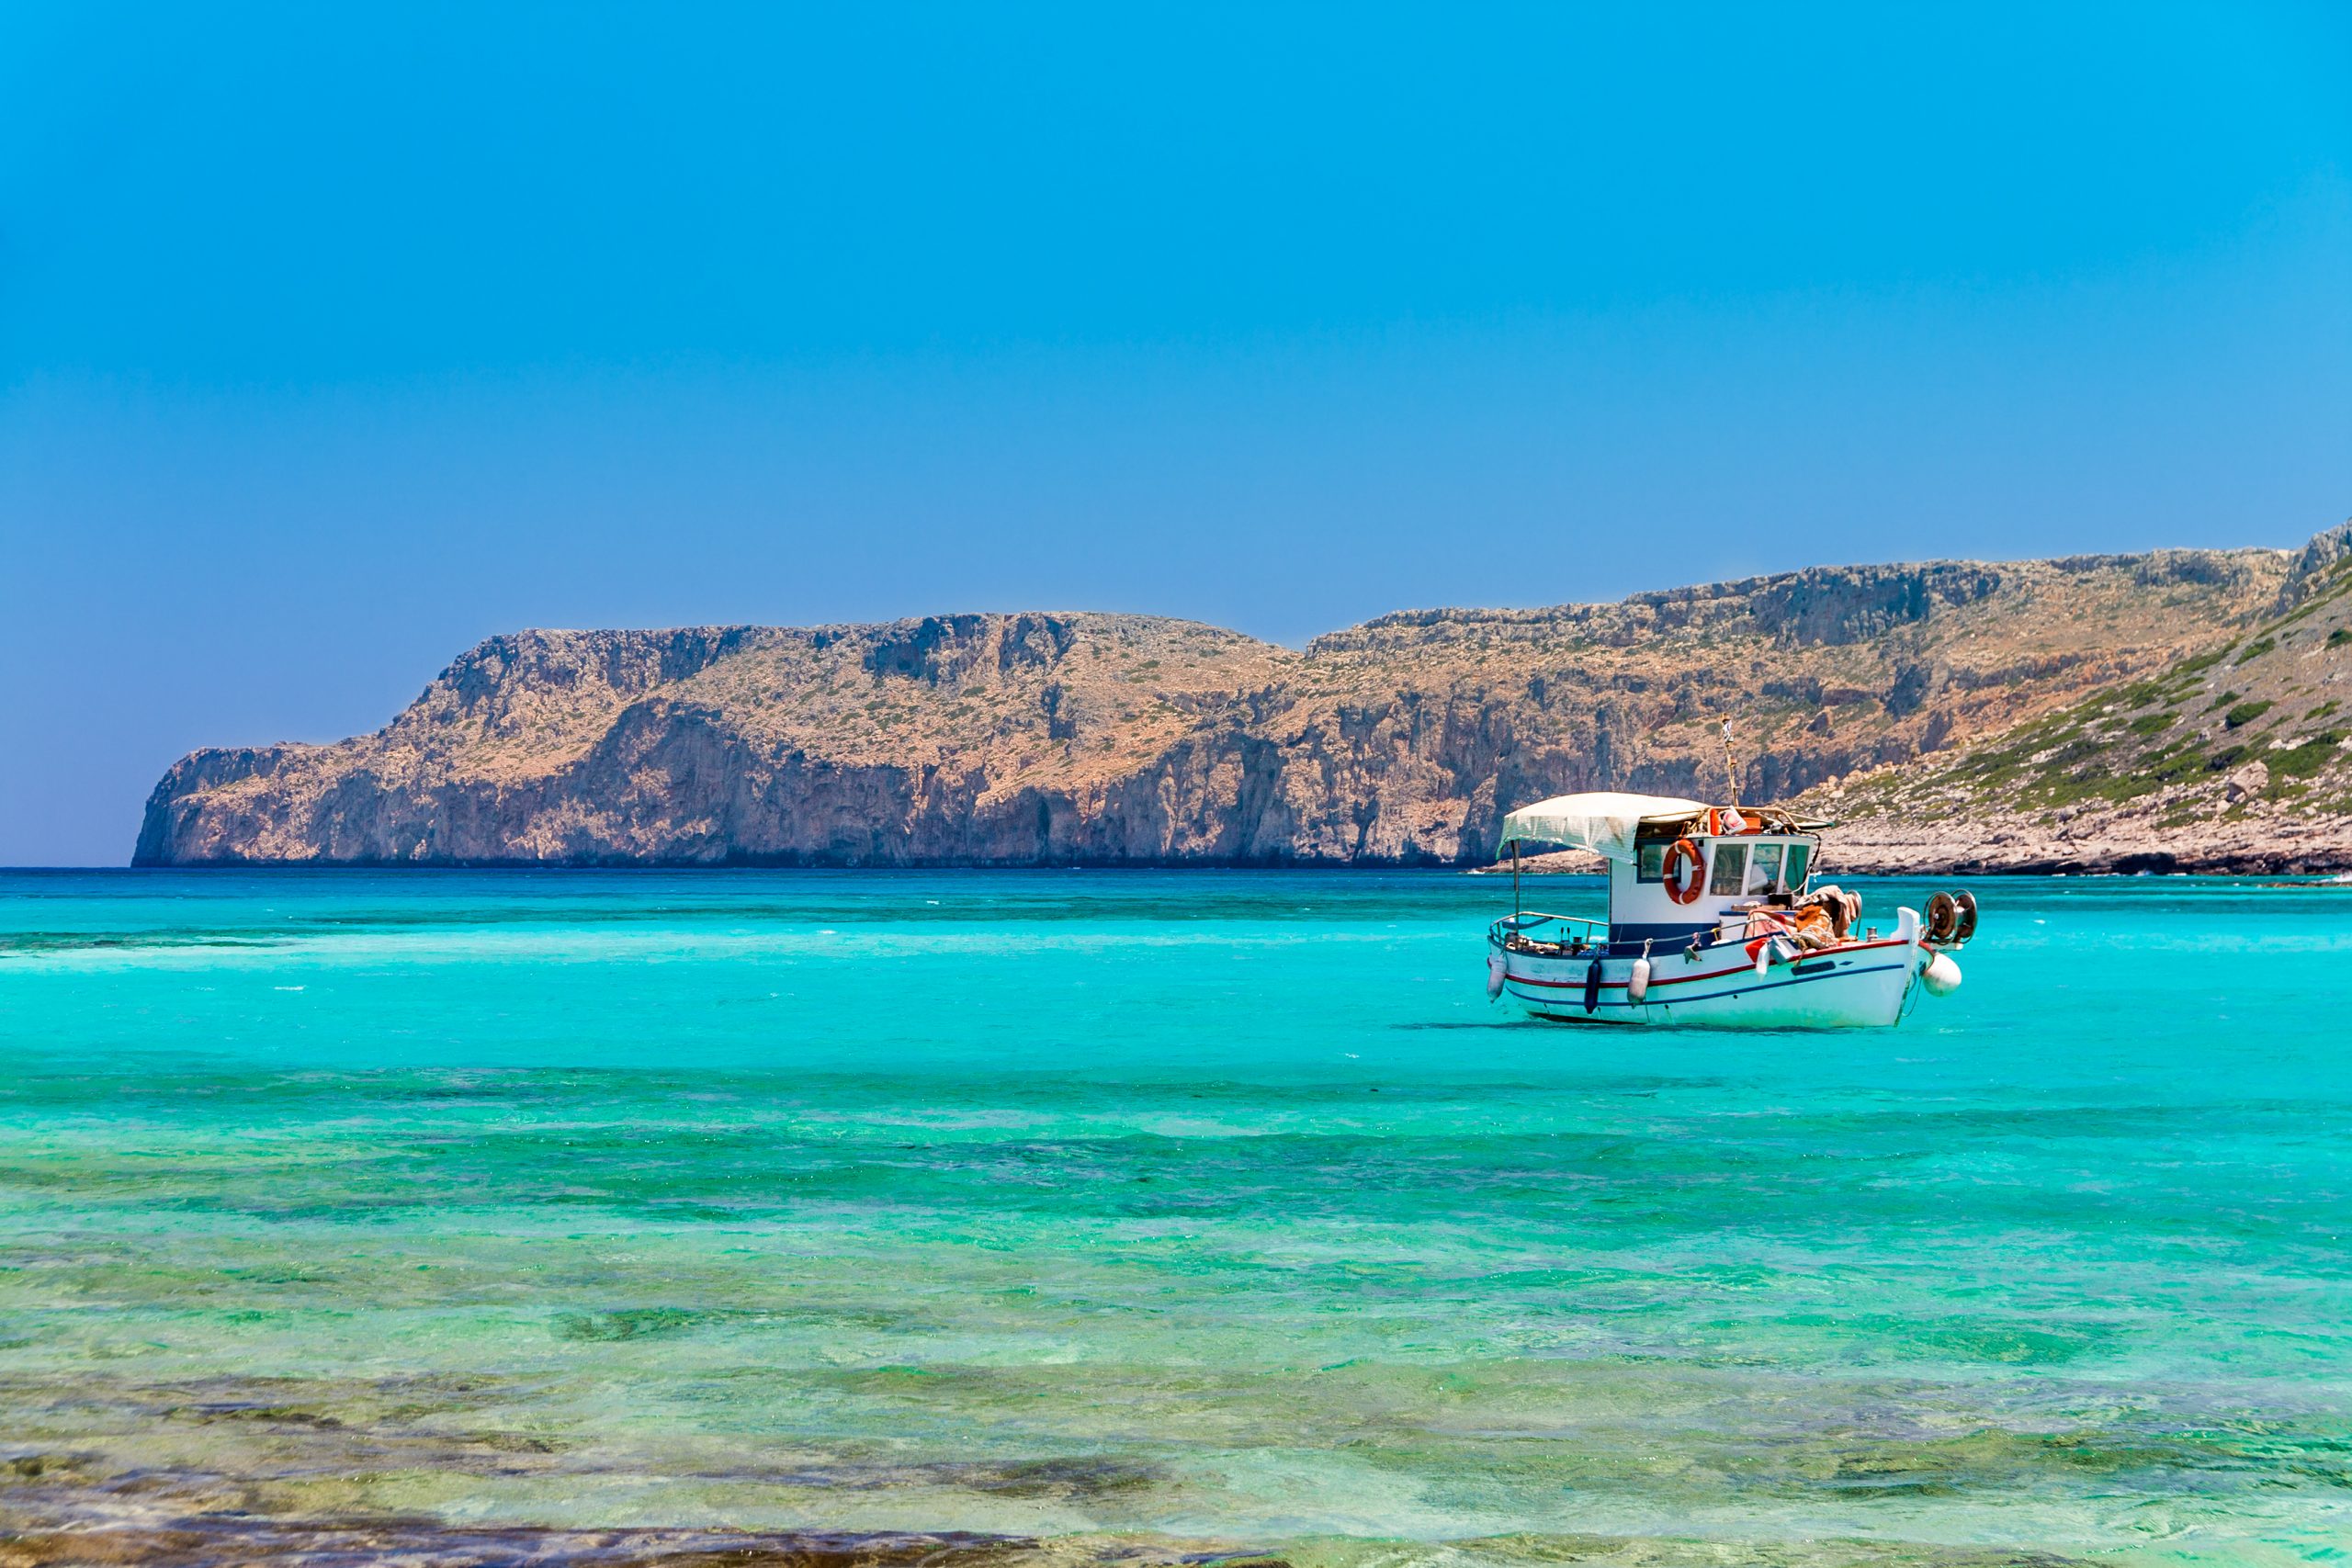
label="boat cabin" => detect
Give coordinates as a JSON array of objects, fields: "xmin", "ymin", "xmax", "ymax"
[
  {"xmin": 1614, "ymin": 817, "xmax": 1815, "ymax": 945},
  {"xmin": 1498, "ymin": 791, "xmax": 1826, "ymax": 954}
]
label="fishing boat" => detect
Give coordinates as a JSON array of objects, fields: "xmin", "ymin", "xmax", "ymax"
[{"xmin": 1486, "ymin": 790, "xmax": 1974, "ymax": 1028}]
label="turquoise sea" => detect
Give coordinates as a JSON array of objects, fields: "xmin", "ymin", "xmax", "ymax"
[{"xmin": 2, "ymin": 869, "xmax": 2348, "ymax": 1567}]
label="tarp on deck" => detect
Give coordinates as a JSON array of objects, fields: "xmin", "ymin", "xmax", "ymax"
[{"xmin": 1497, "ymin": 791, "xmax": 1707, "ymax": 861}]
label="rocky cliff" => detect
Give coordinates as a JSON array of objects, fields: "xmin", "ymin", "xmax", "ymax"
[{"xmin": 135, "ymin": 527, "xmax": 2352, "ymax": 869}]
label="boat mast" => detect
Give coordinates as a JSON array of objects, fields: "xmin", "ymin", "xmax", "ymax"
[{"xmin": 1719, "ymin": 718, "xmax": 1743, "ymax": 808}]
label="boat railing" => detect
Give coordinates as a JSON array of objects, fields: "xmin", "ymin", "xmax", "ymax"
[
  {"xmin": 1493, "ymin": 910, "xmax": 1798, "ymax": 959},
  {"xmin": 1491, "ymin": 911, "xmax": 1610, "ymax": 953}
]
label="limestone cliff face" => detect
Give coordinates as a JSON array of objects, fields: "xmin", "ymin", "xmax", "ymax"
[{"xmin": 135, "ymin": 536, "xmax": 2345, "ymax": 868}]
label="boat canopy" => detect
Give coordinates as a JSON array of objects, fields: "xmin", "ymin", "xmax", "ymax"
[{"xmin": 1497, "ymin": 791, "xmax": 1708, "ymax": 862}]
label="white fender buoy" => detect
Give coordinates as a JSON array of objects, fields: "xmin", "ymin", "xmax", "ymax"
[
  {"xmin": 1486, "ymin": 953, "xmax": 1508, "ymax": 1000},
  {"xmin": 1627, "ymin": 957, "xmax": 1651, "ymax": 1004},
  {"xmin": 1753, "ymin": 942, "xmax": 1771, "ymax": 977},
  {"xmin": 1922, "ymin": 952, "xmax": 1962, "ymax": 997}
]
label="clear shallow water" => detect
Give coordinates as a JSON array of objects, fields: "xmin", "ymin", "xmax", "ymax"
[{"xmin": 2, "ymin": 869, "xmax": 2348, "ymax": 1566}]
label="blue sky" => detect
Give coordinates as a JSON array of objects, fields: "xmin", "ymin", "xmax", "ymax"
[{"xmin": 4, "ymin": 3, "xmax": 2348, "ymax": 864}]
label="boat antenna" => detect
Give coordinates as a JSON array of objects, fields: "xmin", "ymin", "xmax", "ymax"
[{"xmin": 1719, "ymin": 717, "xmax": 1743, "ymax": 808}]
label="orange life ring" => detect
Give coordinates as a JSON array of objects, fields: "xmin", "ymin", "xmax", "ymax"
[{"xmin": 1663, "ymin": 837, "xmax": 1705, "ymax": 904}]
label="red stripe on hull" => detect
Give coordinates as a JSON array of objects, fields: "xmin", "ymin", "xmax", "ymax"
[{"xmin": 1503, "ymin": 936, "xmax": 1913, "ymax": 990}]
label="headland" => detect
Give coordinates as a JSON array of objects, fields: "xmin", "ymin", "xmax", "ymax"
[{"xmin": 136, "ymin": 523, "xmax": 2352, "ymax": 874}]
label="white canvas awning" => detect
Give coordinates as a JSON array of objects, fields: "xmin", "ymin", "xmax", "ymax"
[{"xmin": 1498, "ymin": 791, "xmax": 1707, "ymax": 861}]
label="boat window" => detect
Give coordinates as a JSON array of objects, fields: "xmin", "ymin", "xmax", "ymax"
[
  {"xmin": 1747, "ymin": 841, "xmax": 1785, "ymax": 893},
  {"xmin": 1635, "ymin": 842, "xmax": 1667, "ymax": 883},
  {"xmin": 1707, "ymin": 841, "xmax": 1747, "ymax": 897},
  {"xmin": 1785, "ymin": 842, "xmax": 1811, "ymax": 889}
]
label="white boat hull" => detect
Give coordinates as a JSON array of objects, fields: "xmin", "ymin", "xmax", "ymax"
[{"xmin": 1498, "ymin": 934, "xmax": 1931, "ymax": 1028}]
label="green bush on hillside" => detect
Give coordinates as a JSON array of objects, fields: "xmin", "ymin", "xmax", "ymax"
[
  {"xmin": 2177, "ymin": 646, "xmax": 2233, "ymax": 675},
  {"xmin": 2269, "ymin": 732, "xmax": 2346, "ymax": 781}
]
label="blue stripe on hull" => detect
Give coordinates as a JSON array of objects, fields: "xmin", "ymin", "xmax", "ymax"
[{"xmin": 1605, "ymin": 920, "xmax": 1720, "ymax": 948}]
